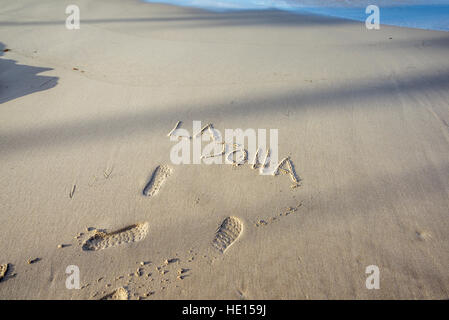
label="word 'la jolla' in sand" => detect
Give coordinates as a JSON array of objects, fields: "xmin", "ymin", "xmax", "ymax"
[{"xmin": 168, "ymin": 121, "xmax": 301, "ymax": 187}]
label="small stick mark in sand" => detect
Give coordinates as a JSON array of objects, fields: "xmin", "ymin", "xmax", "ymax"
[
  {"xmin": 236, "ymin": 289, "xmax": 247, "ymax": 300},
  {"xmin": 82, "ymin": 222, "xmax": 149, "ymax": 251},
  {"xmin": 143, "ymin": 165, "xmax": 172, "ymax": 197},
  {"xmin": 69, "ymin": 184, "xmax": 76, "ymax": 199},
  {"xmin": 163, "ymin": 258, "xmax": 179, "ymax": 265},
  {"xmin": 27, "ymin": 258, "xmax": 40, "ymax": 264},
  {"xmin": 103, "ymin": 167, "xmax": 113, "ymax": 179},
  {"xmin": 416, "ymin": 230, "xmax": 432, "ymax": 241},
  {"xmin": 177, "ymin": 268, "xmax": 189, "ymax": 275},
  {"xmin": 212, "ymin": 217, "xmax": 243, "ymax": 254}
]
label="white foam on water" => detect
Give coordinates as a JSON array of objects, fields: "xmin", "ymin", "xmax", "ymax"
[{"xmin": 144, "ymin": 0, "xmax": 449, "ymax": 31}]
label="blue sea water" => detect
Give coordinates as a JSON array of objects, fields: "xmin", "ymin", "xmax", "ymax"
[{"xmin": 143, "ymin": 0, "xmax": 449, "ymax": 31}]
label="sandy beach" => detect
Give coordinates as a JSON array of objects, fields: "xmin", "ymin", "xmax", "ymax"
[{"xmin": 0, "ymin": 0, "xmax": 448, "ymax": 299}]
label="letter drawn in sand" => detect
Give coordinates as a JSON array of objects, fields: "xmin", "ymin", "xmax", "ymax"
[
  {"xmin": 167, "ymin": 121, "xmax": 191, "ymax": 140},
  {"xmin": 201, "ymin": 126, "xmax": 224, "ymax": 164},
  {"xmin": 273, "ymin": 157, "xmax": 301, "ymax": 188},
  {"xmin": 225, "ymin": 144, "xmax": 247, "ymax": 166}
]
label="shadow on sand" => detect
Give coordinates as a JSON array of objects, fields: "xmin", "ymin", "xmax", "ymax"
[
  {"xmin": 0, "ymin": 9, "xmax": 353, "ymax": 29},
  {"xmin": 0, "ymin": 42, "xmax": 58, "ymax": 104}
]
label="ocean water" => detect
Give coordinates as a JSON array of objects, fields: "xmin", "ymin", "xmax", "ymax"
[{"xmin": 143, "ymin": 0, "xmax": 449, "ymax": 31}]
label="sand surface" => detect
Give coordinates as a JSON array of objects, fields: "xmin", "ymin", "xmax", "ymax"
[{"xmin": 0, "ymin": 0, "xmax": 448, "ymax": 299}]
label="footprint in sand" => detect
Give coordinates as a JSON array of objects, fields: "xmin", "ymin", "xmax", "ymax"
[
  {"xmin": 82, "ymin": 222, "xmax": 149, "ymax": 251},
  {"xmin": 143, "ymin": 165, "xmax": 172, "ymax": 197},
  {"xmin": 212, "ymin": 217, "xmax": 243, "ymax": 253},
  {"xmin": 100, "ymin": 287, "xmax": 129, "ymax": 300}
]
